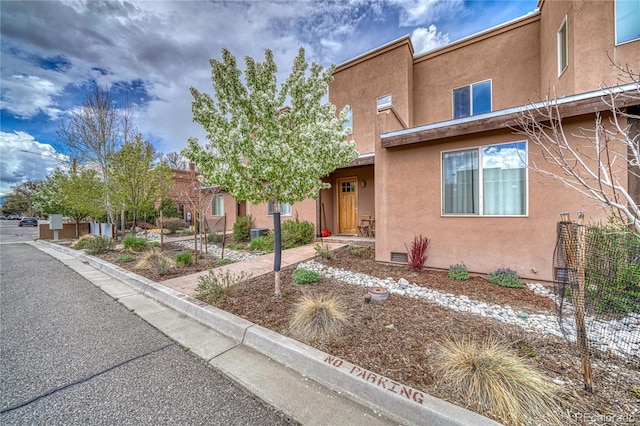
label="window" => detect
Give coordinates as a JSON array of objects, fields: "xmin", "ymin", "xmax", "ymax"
[
  {"xmin": 212, "ymin": 194, "xmax": 224, "ymax": 216},
  {"xmin": 616, "ymin": 0, "xmax": 640, "ymax": 44},
  {"xmin": 377, "ymin": 95, "xmax": 392, "ymax": 110},
  {"xmin": 442, "ymin": 142, "xmax": 527, "ymax": 216},
  {"xmin": 343, "ymin": 106, "xmax": 353, "ymax": 134},
  {"xmin": 557, "ymin": 17, "xmax": 568, "ymax": 76},
  {"xmin": 267, "ymin": 201, "xmax": 292, "ymax": 216},
  {"xmin": 453, "ymin": 80, "xmax": 491, "ymax": 119}
]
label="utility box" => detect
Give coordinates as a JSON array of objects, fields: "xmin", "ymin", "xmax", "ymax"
[
  {"xmin": 250, "ymin": 228, "xmax": 268, "ymax": 240},
  {"xmin": 49, "ymin": 215, "xmax": 63, "ymax": 230}
]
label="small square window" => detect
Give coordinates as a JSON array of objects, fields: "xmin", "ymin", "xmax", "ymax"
[
  {"xmin": 453, "ymin": 80, "xmax": 491, "ymax": 119},
  {"xmin": 377, "ymin": 95, "xmax": 392, "ymax": 110}
]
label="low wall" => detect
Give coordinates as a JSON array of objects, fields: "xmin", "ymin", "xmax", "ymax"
[{"xmin": 39, "ymin": 223, "xmax": 91, "ymax": 240}]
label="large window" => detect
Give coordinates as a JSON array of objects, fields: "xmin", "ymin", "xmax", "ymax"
[
  {"xmin": 557, "ymin": 16, "xmax": 568, "ymax": 76},
  {"xmin": 267, "ymin": 201, "xmax": 292, "ymax": 216},
  {"xmin": 616, "ymin": 0, "xmax": 640, "ymax": 44},
  {"xmin": 442, "ymin": 142, "xmax": 527, "ymax": 216},
  {"xmin": 212, "ymin": 194, "xmax": 224, "ymax": 216},
  {"xmin": 453, "ymin": 80, "xmax": 491, "ymax": 119}
]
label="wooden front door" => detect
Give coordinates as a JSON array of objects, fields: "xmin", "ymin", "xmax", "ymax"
[{"xmin": 337, "ymin": 177, "xmax": 358, "ymax": 234}]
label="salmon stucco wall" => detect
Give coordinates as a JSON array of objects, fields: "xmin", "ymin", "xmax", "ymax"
[{"xmin": 375, "ymin": 113, "xmax": 624, "ymax": 282}]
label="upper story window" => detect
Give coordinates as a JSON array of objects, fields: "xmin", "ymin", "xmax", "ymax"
[
  {"xmin": 557, "ymin": 16, "xmax": 568, "ymax": 76},
  {"xmin": 343, "ymin": 106, "xmax": 353, "ymax": 134},
  {"xmin": 377, "ymin": 95, "xmax": 392, "ymax": 110},
  {"xmin": 212, "ymin": 194, "xmax": 224, "ymax": 216},
  {"xmin": 267, "ymin": 201, "xmax": 292, "ymax": 216},
  {"xmin": 452, "ymin": 80, "xmax": 492, "ymax": 119},
  {"xmin": 616, "ymin": 0, "xmax": 640, "ymax": 44},
  {"xmin": 442, "ymin": 141, "xmax": 527, "ymax": 216}
]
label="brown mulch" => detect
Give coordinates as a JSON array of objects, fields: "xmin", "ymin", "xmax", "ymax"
[{"xmin": 79, "ymin": 242, "xmax": 639, "ymax": 425}]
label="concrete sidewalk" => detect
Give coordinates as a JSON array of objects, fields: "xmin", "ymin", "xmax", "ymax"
[
  {"xmin": 31, "ymin": 240, "xmax": 501, "ymax": 426},
  {"xmin": 159, "ymin": 242, "xmax": 346, "ymax": 296}
]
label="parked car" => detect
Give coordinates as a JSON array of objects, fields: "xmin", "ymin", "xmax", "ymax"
[{"xmin": 18, "ymin": 217, "xmax": 38, "ymax": 227}]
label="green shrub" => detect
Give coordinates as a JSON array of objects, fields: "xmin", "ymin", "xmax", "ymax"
[
  {"xmin": 294, "ymin": 268, "xmax": 320, "ymax": 284},
  {"xmin": 179, "ymin": 229, "xmax": 194, "ymax": 236},
  {"xmin": 314, "ymin": 243, "xmax": 333, "ymax": 260},
  {"xmin": 123, "ymin": 236, "xmax": 149, "ymax": 251},
  {"xmin": 162, "ymin": 217, "xmax": 188, "ymax": 233},
  {"xmin": 195, "ymin": 269, "xmax": 251, "ymax": 305},
  {"xmin": 233, "ymin": 215, "xmax": 253, "ymax": 242},
  {"xmin": 248, "ymin": 232, "xmax": 275, "ymax": 252},
  {"xmin": 175, "ymin": 251, "xmax": 194, "ymax": 267},
  {"xmin": 71, "ymin": 235, "xmax": 95, "ymax": 250},
  {"xmin": 216, "ymin": 258, "xmax": 234, "ymax": 265},
  {"xmin": 85, "ymin": 236, "xmax": 115, "ymax": 255},
  {"xmin": 157, "ymin": 198, "xmax": 180, "ymax": 219},
  {"xmin": 488, "ymin": 268, "xmax": 522, "ymax": 289},
  {"xmin": 449, "ymin": 263, "xmax": 470, "ymax": 281},
  {"xmin": 207, "ymin": 233, "xmax": 223, "ymax": 243},
  {"xmin": 114, "ymin": 254, "xmax": 136, "ymax": 263},
  {"xmin": 281, "ymin": 217, "xmax": 314, "ymax": 249}
]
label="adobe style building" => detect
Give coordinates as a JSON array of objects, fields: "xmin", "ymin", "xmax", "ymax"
[{"xmin": 323, "ymin": 0, "xmax": 639, "ymax": 282}]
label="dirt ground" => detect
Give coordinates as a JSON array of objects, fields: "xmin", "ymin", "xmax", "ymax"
[{"xmin": 90, "ymin": 242, "xmax": 639, "ymax": 425}]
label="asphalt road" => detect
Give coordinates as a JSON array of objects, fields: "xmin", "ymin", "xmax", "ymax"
[{"xmin": 0, "ymin": 222, "xmax": 293, "ymax": 425}]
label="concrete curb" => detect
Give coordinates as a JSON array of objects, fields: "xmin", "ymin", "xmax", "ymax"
[{"xmin": 35, "ymin": 240, "xmax": 501, "ymax": 426}]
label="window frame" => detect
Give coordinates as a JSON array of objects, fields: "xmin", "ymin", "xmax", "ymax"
[
  {"xmin": 557, "ymin": 16, "xmax": 568, "ymax": 76},
  {"xmin": 267, "ymin": 201, "xmax": 292, "ymax": 217},
  {"xmin": 212, "ymin": 194, "xmax": 224, "ymax": 216},
  {"xmin": 343, "ymin": 105, "xmax": 353, "ymax": 135},
  {"xmin": 377, "ymin": 94, "xmax": 392, "ymax": 110},
  {"xmin": 452, "ymin": 79, "xmax": 492, "ymax": 119},
  {"xmin": 441, "ymin": 141, "xmax": 529, "ymax": 217},
  {"xmin": 615, "ymin": 0, "xmax": 640, "ymax": 45}
]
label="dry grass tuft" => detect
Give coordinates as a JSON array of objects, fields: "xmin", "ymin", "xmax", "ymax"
[
  {"xmin": 433, "ymin": 336, "xmax": 567, "ymax": 426},
  {"xmin": 135, "ymin": 248, "xmax": 174, "ymax": 276},
  {"xmin": 289, "ymin": 294, "xmax": 348, "ymax": 340}
]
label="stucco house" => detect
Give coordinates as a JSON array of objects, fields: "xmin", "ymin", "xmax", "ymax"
[{"xmin": 322, "ymin": 0, "xmax": 639, "ymax": 282}]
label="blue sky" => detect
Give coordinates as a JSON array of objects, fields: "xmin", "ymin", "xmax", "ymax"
[{"xmin": 0, "ymin": 0, "xmax": 538, "ymax": 197}]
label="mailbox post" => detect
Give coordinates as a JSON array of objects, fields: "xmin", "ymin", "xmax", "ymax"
[{"xmin": 49, "ymin": 214, "xmax": 63, "ymax": 241}]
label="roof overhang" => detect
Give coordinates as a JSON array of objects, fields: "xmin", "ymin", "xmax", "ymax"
[
  {"xmin": 339, "ymin": 152, "xmax": 375, "ymax": 169},
  {"xmin": 381, "ymin": 83, "xmax": 640, "ymax": 149}
]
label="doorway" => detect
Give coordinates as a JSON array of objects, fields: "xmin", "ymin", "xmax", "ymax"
[{"xmin": 337, "ymin": 177, "xmax": 358, "ymax": 234}]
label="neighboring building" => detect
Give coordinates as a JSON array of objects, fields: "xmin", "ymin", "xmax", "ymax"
[{"xmin": 325, "ymin": 0, "xmax": 640, "ymax": 282}]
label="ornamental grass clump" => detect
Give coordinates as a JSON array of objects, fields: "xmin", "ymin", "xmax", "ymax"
[
  {"xmin": 289, "ymin": 294, "xmax": 348, "ymax": 340},
  {"xmin": 488, "ymin": 268, "xmax": 522, "ymax": 289},
  {"xmin": 84, "ymin": 235, "xmax": 115, "ymax": 255},
  {"xmin": 433, "ymin": 337, "xmax": 566, "ymax": 426},
  {"xmin": 135, "ymin": 248, "xmax": 173, "ymax": 276},
  {"xmin": 175, "ymin": 251, "xmax": 194, "ymax": 267},
  {"xmin": 123, "ymin": 235, "xmax": 149, "ymax": 251}
]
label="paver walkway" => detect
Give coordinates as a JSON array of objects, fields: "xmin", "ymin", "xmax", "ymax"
[{"xmin": 159, "ymin": 242, "xmax": 346, "ymax": 296}]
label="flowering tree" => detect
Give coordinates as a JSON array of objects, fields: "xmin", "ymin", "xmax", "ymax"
[{"xmin": 184, "ymin": 47, "xmax": 358, "ymax": 296}]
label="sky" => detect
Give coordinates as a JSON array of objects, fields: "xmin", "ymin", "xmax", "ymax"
[{"xmin": 0, "ymin": 0, "xmax": 538, "ymax": 197}]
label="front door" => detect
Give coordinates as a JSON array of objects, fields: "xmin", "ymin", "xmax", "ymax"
[{"xmin": 337, "ymin": 177, "xmax": 358, "ymax": 234}]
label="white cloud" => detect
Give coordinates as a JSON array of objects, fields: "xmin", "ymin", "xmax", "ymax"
[
  {"xmin": 390, "ymin": 0, "xmax": 464, "ymax": 27},
  {"xmin": 0, "ymin": 131, "xmax": 67, "ymax": 196},
  {"xmin": 1, "ymin": 74, "xmax": 64, "ymax": 119},
  {"xmin": 411, "ymin": 25, "xmax": 450, "ymax": 54}
]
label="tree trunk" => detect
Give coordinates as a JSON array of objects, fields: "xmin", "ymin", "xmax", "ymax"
[{"xmin": 273, "ymin": 203, "xmax": 282, "ymax": 297}]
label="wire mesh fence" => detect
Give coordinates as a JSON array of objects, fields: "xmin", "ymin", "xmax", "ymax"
[{"xmin": 554, "ymin": 218, "xmax": 640, "ymax": 373}]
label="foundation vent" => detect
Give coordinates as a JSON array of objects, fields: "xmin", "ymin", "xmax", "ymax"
[{"xmin": 390, "ymin": 252, "xmax": 408, "ymax": 263}]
